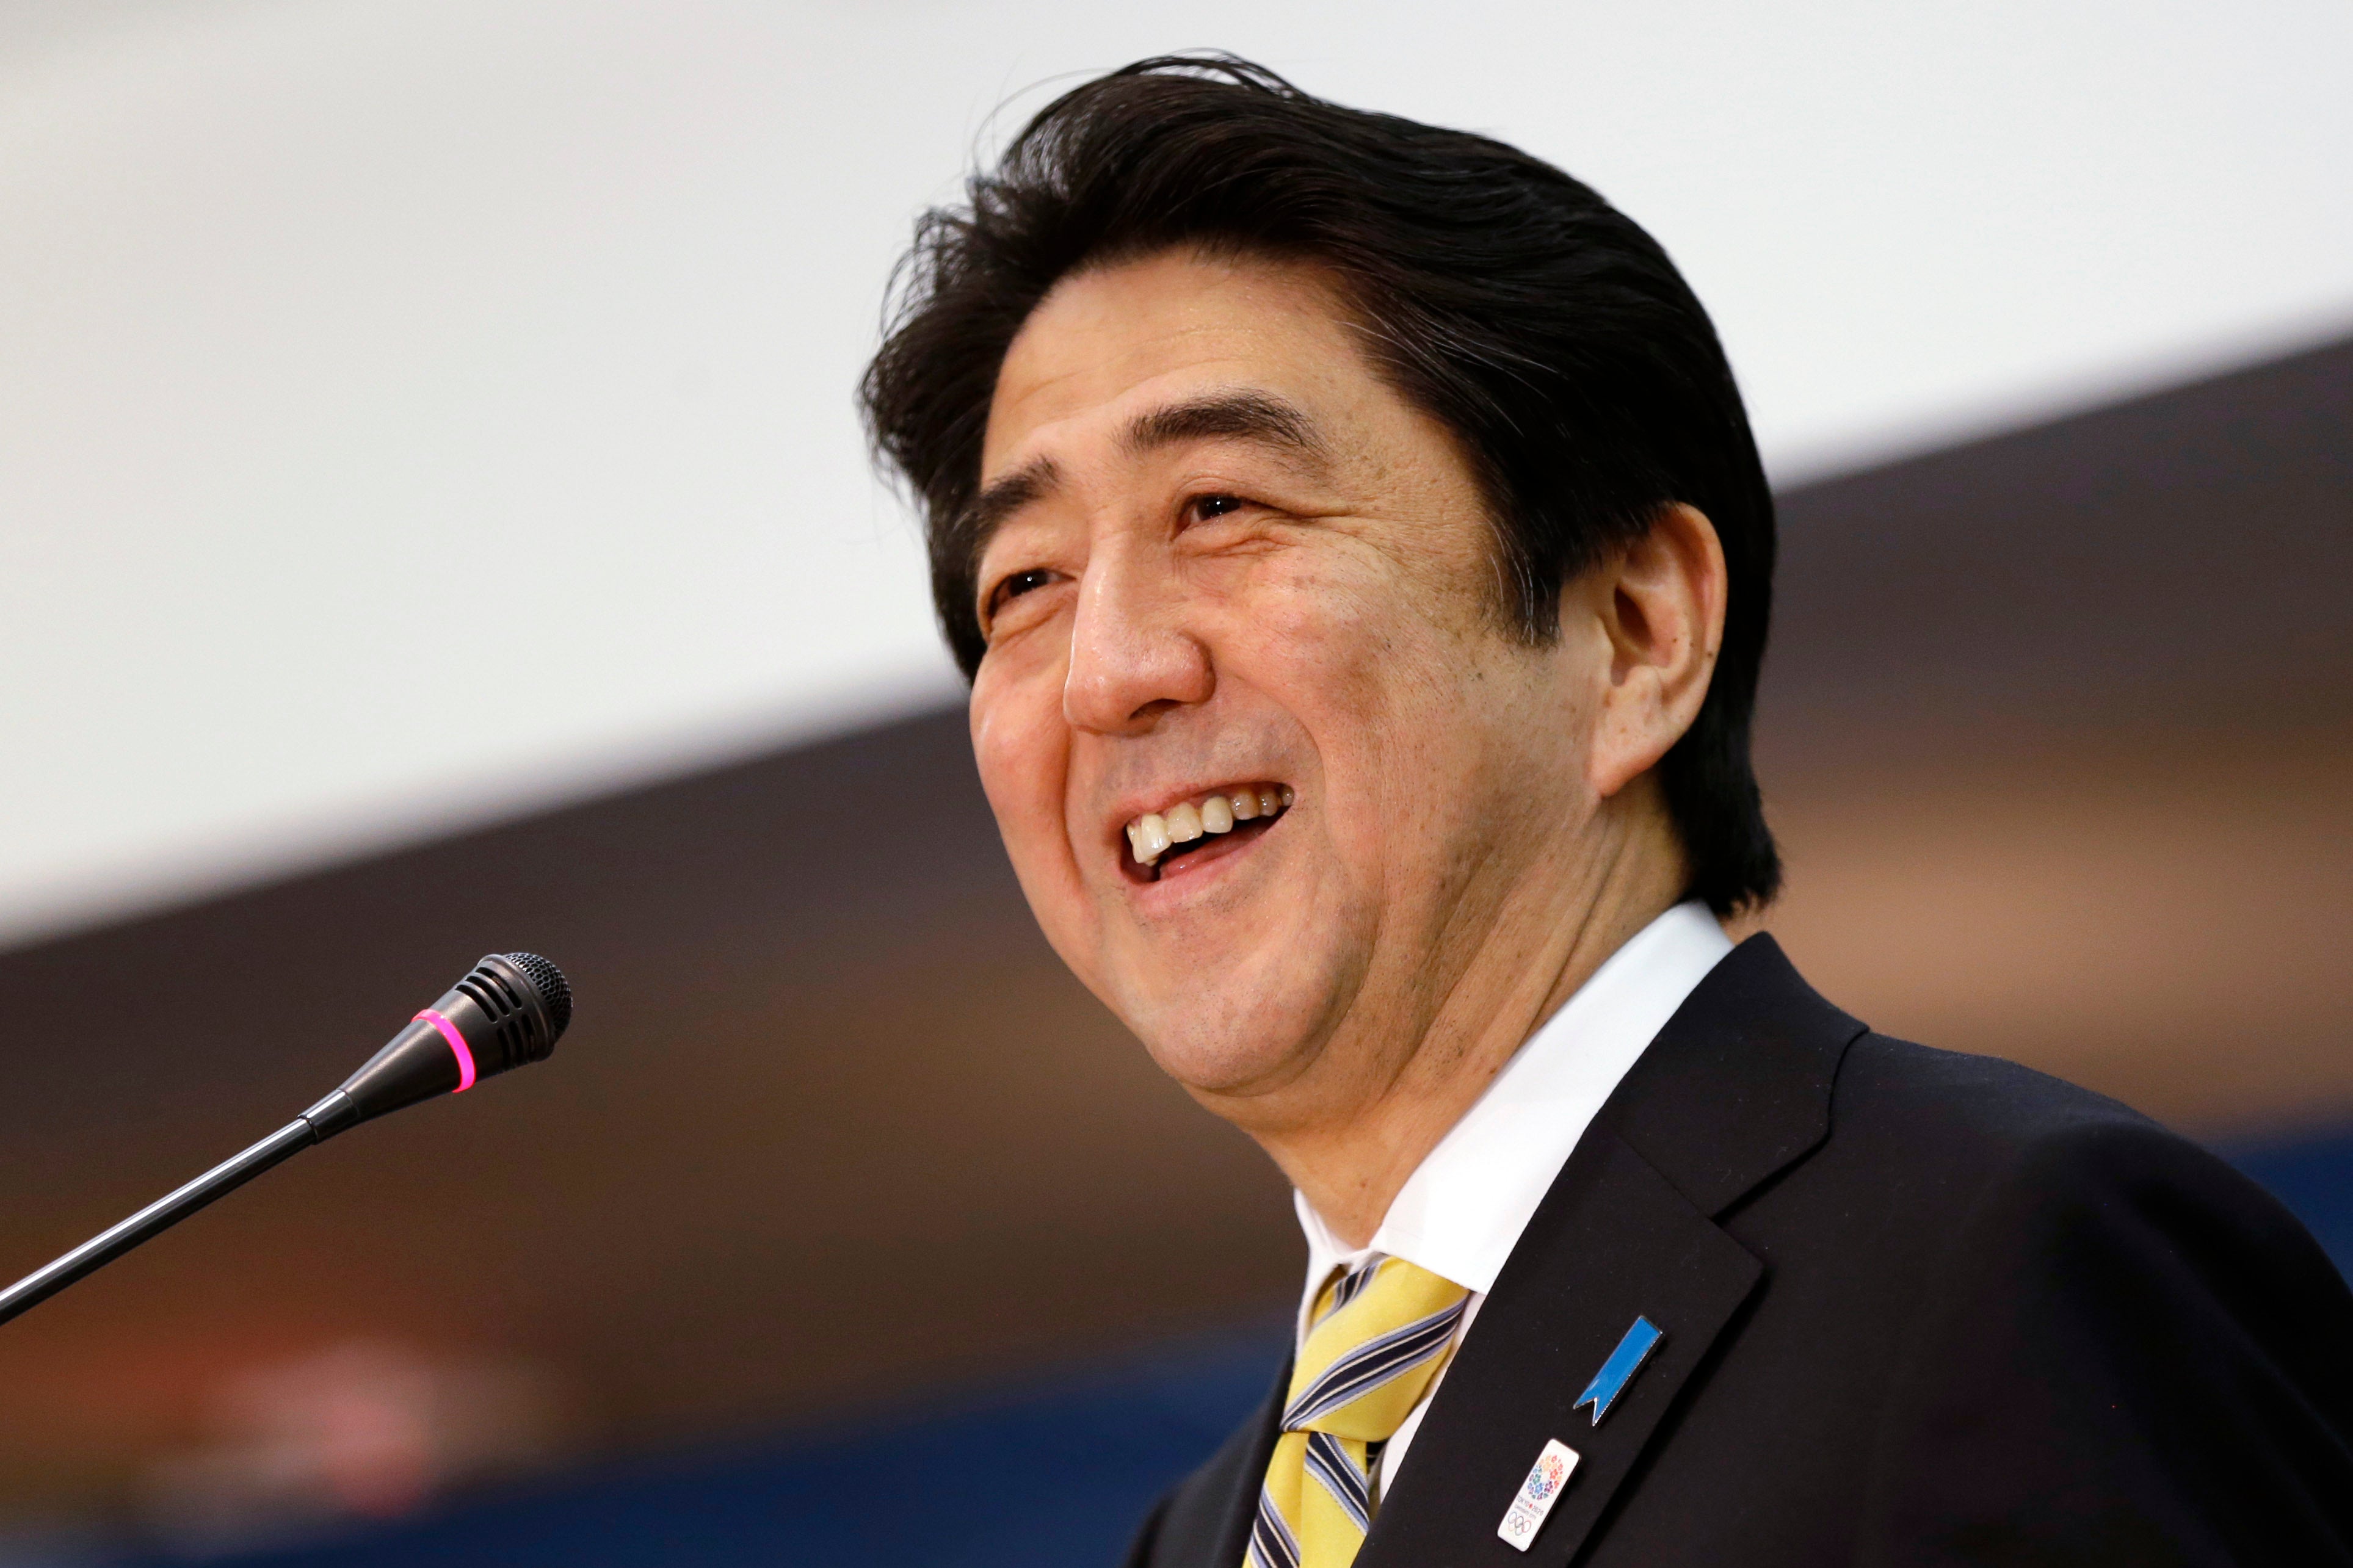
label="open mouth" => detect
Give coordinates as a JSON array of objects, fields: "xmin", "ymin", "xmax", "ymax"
[{"xmin": 1122, "ymin": 783, "xmax": 1294, "ymax": 884}]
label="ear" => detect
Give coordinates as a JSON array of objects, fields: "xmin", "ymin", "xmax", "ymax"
[{"xmin": 1583, "ymin": 504, "xmax": 1727, "ymax": 800}]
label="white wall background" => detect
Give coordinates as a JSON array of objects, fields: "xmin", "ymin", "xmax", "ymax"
[{"xmin": 4, "ymin": 0, "xmax": 2351, "ymax": 947}]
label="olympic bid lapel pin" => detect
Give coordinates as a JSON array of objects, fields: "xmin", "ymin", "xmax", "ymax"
[
  {"xmin": 1497, "ymin": 1439, "xmax": 1579, "ymax": 1550},
  {"xmin": 1495, "ymin": 1318, "xmax": 1665, "ymax": 1552}
]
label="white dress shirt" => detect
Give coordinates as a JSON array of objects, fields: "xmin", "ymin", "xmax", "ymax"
[{"xmin": 1289, "ymin": 900, "xmax": 1733, "ymax": 1498}]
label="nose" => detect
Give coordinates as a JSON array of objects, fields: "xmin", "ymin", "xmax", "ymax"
[{"xmin": 1062, "ymin": 543, "xmax": 1213, "ymax": 735}]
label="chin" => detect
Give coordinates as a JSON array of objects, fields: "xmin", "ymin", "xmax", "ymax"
[
  {"xmin": 1119, "ymin": 964, "xmax": 1354, "ymax": 1102},
  {"xmin": 1142, "ymin": 1028, "xmax": 1302, "ymax": 1101},
  {"xmin": 1070, "ymin": 865, "xmax": 1372, "ymax": 1099}
]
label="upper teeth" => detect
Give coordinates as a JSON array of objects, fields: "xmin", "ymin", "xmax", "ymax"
[{"xmin": 1126, "ymin": 784, "xmax": 1294, "ymax": 867}]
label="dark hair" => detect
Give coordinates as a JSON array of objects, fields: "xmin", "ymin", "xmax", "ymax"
[{"xmin": 859, "ymin": 55, "xmax": 1780, "ymax": 913}]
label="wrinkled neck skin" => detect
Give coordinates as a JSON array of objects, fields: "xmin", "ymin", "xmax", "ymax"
[{"xmin": 1197, "ymin": 778, "xmax": 1689, "ymax": 1250}]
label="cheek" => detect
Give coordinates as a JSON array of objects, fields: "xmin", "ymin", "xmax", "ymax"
[
  {"xmin": 1237, "ymin": 551, "xmax": 1470, "ymax": 746},
  {"xmin": 969, "ymin": 672, "xmax": 1045, "ymax": 818},
  {"xmin": 1229, "ymin": 546, "xmax": 1539, "ymax": 879},
  {"xmin": 969, "ymin": 669, "xmax": 1069, "ymax": 864}
]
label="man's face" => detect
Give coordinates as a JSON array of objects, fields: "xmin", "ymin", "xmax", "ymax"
[{"xmin": 970, "ymin": 249, "xmax": 1614, "ymax": 1114}]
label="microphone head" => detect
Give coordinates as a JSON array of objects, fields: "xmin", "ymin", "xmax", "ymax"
[
  {"xmin": 313, "ymin": 950, "xmax": 576, "ymax": 1137},
  {"xmin": 449, "ymin": 952, "xmax": 573, "ymax": 1075},
  {"xmin": 498, "ymin": 951, "xmax": 573, "ymax": 1042}
]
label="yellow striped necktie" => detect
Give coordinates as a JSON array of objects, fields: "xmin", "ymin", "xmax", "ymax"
[{"xmin": 1249, "ymin": 1255, "xmax": 1471, "ymax": 1568}]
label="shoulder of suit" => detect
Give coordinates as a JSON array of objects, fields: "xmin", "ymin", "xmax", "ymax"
[
  {"xmin": 1819, "ymin": 1032, "xmax": 2282, "ymax": 1238},
  {"xmin": 1831, "ymin": 1031, "xmax": 2156, "ymax": 1144}
]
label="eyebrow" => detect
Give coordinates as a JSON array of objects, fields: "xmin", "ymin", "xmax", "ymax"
[
  {"xmin": 962, "ymin": 457, "xmax": 1060, "ymax": 549},
  {"xmin": 960, "ymin": 389, "xmax": 1330, "ymax": 564},
  {"xmin": 1119, "ymin": 389, "xmax": 1329, "ymax": 463}
]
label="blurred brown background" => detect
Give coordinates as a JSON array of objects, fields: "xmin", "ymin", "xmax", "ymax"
[{"xmin": 1, "ymin": 334, "xmax": 2345, "ymax": 1548}]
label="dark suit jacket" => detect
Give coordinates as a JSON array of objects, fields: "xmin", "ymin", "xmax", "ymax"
[{"xmin": 1125, "ymin": 935, "xmax": 2353, "ymax": 1567}]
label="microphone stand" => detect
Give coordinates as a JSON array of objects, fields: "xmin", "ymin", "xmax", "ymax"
[{"xmin": 0, "ymin": 1115, "xmax": 323, "ymax": 1328}]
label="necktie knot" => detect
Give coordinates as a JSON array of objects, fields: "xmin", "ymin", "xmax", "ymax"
[
  {"xmin": 1250, "ymin": 1256, "xmax": 1469, "ymax": 1568},
  {"xmin": 1284, "ymin": 1256, "xmax": 1470, "ymax": 1440}
]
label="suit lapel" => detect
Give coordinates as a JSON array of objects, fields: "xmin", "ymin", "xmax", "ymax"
[
  {"xmin": 1358, "ymin": 936, "xmax": 1865, "ymax": 1567},
  {"xmin": 1358, "ymin": 1131, "xmax": 1760, "ymax": 1567}
]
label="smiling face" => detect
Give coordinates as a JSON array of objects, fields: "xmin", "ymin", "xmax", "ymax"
[{"xmin": 970, "ymin": 248, "xmax": 1648, "ymax": 1132}]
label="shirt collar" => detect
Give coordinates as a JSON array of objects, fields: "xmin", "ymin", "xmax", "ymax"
[{"xmin": 1295, "ymin": 900, "xmax": 1733, "ymax": 1323}]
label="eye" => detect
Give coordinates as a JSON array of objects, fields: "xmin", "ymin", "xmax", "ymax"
[
  {"xmin": 1185, "ymin": 493, "xmax": 1246, "ymax": 526},
  {"xmin": 983, "ymin": 567, "xmax": 1060, "ymax": 623}
]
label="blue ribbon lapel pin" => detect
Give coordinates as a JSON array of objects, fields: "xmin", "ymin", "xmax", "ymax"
[{"xmin": 1573, "ymin": 1316, "xmax": 1664, "ymax": 1426}]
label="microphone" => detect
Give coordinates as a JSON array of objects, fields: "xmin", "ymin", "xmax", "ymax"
[{"xmin": 0, "ymin": 952, "xmax": 572, "ymax": 1328}]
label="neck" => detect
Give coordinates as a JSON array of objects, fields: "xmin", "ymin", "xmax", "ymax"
[{"xmin": 1239, "ymin": 800, "xmax": 1690, "ymax": 1249}]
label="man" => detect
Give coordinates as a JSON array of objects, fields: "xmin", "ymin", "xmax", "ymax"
[{"xmin": 858, "ymin": 56, "xmax": 2353, "ymax": 1567}]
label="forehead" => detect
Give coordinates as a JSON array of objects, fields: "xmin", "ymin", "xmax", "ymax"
[{"xmin": 981, "ymin": 249, "xmax": 1368, "ymax": 483}]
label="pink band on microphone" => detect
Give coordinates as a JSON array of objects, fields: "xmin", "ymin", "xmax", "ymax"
[{"xmin": 415, "ymin": 1008, "xmax": 477, "ymax": 1092}]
